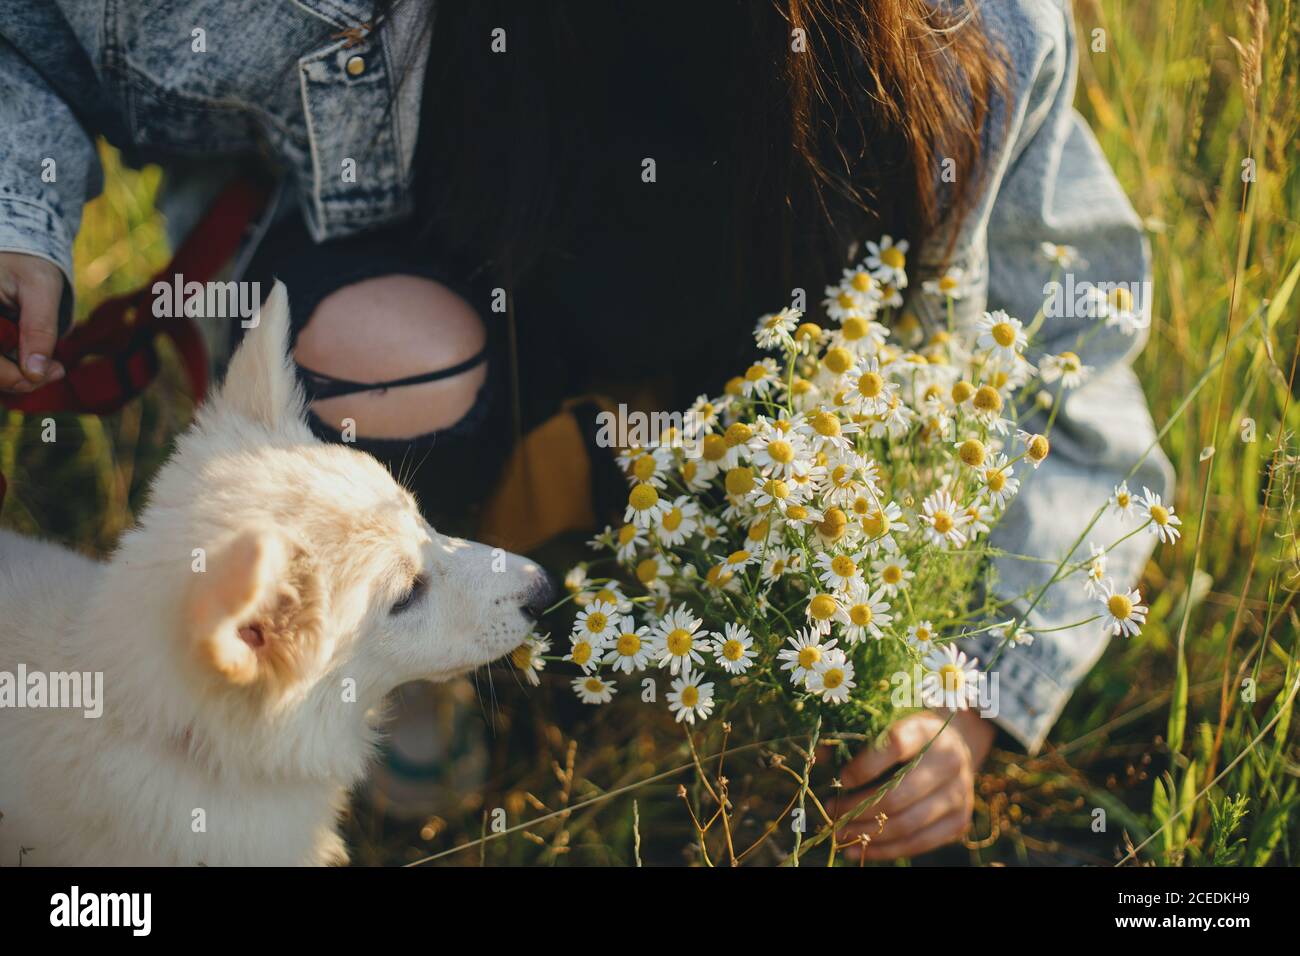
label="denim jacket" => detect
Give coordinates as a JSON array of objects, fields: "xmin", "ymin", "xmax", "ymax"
[{"xmin": 0, "ymin": 0, "xmax": 1172, "ymax": 753}]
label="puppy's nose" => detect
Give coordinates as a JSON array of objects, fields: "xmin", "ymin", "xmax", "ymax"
[{"xmin": 521, "ymin": 571, "xmax": 558, "ymax": 623}]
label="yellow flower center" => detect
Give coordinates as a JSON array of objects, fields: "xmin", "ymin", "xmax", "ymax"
[
  {"xmin": 830, "ymin": 554, "xmax": 857, "ymax": 578},
  {"xmin": 932, "ymin": 511, "xmax": 954, "ymax": 534},
  {"xmin": 915, "ymin": 627, "xmax": 931, "ymax": 642},
  {"xmin": 940, "ymin": 664, "xmax": 964, "ymax": 693},
  {"xmin": 666, "ymin": 628, "xmax": 694, "ymax": 656},
  {"xmin": 951, "ymin": 380, "xmax": 975, "ymax": 404},
  {"xmin": 767, "ymin": 439, "xmax": 795, "ymax": 464},
  {"xmin": 706, "ymin": 564, "xmax": 734, "ymax": 588},
  {"xmin": 817, "ymin": 507, "xmax": 848, "ymax": 541},
  {"xmin": 618, "ymin": 524, "xmax": 638, "ymax": 546},
  {"xmin": 745, "ymin": 363, "xmax": 768, "ymax": 383},
  {"xmin": 823, "ymin": 347, "xmax": 854, "ymax": 375},
  {"xmin": 973, "ymin": 385, "xmax": 1003, "ymax": 413},
  {"xmin": 882, "ymin": 564, "xmax": 902, "ymax": 584},
  {"xmin": 1060, "ymin": 351, "xmax": 1081, "ymax": 371},
  {"xmin": 863, "ymin": 508, "xmax": 887, "ymax": 537},
  {"xmin": 959, "ymin": 438, "xmax": 986, "ymax": 467},
  {"xmin": 851, "ymin": 271, "xmax": 874, "ymax": 292},
  {"xmin": 795, "ymin": 322, "xmax": 822, "ymax": 342},
  {"xmin": 584, "ymin": 676, "xmax": 604, "ymax": 693},
  {"xmin": 572, "ymin": 641, "xmax": 592, "ymax": 666},
  {"xmin": 628, "ymin": 483, "xmax": 659, "ymax": 511},
  {"xmin": 680, "ymin": 685, "xmax": 699, "ymax": 708},
  {"xmin": 991, "ymin": 322, "xmax": 1017, "ymax": 348},
  {"xmin": 822, "ymin": 668, "xmax": 844, "ymax": 690},
  {"xmin": 762, "ymin": 479, "xmax": 789, "ymax": 500},
  {"xmin": 662, "ymin": 507, "xmax": 683, "ymax": 531},
  {"xmin": 842, "ymin": 316, "xmax": 868, "ymax": 340},
  {"xmin": 852, "ymin": 496, "xmax": 871, "ymax": 516},
  {"xmin": 632, "ymin": 455, "xmax": 657, "ymax": 481},
  {"xmin": 722, "ymin": 639, "xmax": 745, "ymax": 661},
  {"xmin": 1107, "ymin": 594, "xmax": 1133, "ymax": 620},
  {"xmin": 787, "ymin": 504, "xmax": 809, "ymax": 521},
  {"xmin": 798, "ymin": 646, "xmax": 822, "ymax": 668},
  {"xmin": 724, "ymin": 422, "xmax": 753, "ymax": 447},
  {"xmin": 1028, "ymin": 435, "xmax": 1050, "ymax": 461},
  {"xmin": 857, "ymin": 371, "xmax": 884, "ymax": 398},
  {"xmin": 585, "ymin": 611, "xmax": 608, "ymax": 634},
  {"xmin": 681, "ymin": 461, "xmax": 698, "ymax": 482},
  {"xmin": 724, "ymin": 376, "xmax": 745, "ymax": 396},
  {"xmin": 726, "ymin": 549, "xmax": 751, "ymax": 566},
  {"xmin": 725, "ymin": 467, "xmax": 755, "ymax": 496},
  {"xmin": 1109, "ymin": 286, "xmax": 1134, "ymax": 312},
  {"xmin": 986, "ymin": 469, "xmax": 1007, "ymax": 492},
  {"xmin": 938, "ymin": 275, "xmax": 958, "ymax": 292},
  {"xmin": 617, "ymin": 632, "xmax": 642, "ymax": 656},
  {"xmin": 635, "ymin": 558, "xmax": 660, "ymax": 584},
  {"xmin": 881, "ymin": 246, "xmax": 905, "ymax": 269},
  {"xmin": 1150, "ymin": 504, "xmax": 1169, "ymax": 525},
  {"xmin": 511, "ymin": 644, "xmax": 533, "ymax": 669},
  {"xmin": 702, "ymin": 434, "xmax": 727, "ymax": 462},
  {"xmin": 809, "ymin": 594, "xmax": 839, "ymax": 620},
  {"xmin": 1117, "ymin": 491, "xmax": 1131, "ymax": 508},
  {"xmin": 849, "ymin": 604, "xmax": 872, "ymax": 626},
  {"xmin": 748, "ymin": 520, "xmax": 770, "ymax": 541}
]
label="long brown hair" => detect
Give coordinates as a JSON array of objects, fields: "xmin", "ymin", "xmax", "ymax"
[{"xmin": 387, "ymin": 0, "xmax": 1005, "ymax": 294}]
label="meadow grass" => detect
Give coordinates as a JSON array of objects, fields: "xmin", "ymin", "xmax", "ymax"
[{"xmin": 1, "ymin": 0, "xmax": 1296, "ymax": 865}]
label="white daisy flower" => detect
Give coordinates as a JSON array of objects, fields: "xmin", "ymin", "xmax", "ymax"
[
  {"xmin": 604, "ymin": 620, "xmax": 653, "ymax": 674},
  {"xmin": 624, "ymin": 482, "xmax": 667, "ymax": 528},
  {"xmin": 845, "ymin": 357, "xmax": 899, "ymax": 417},
  {"xmin": 1039, "ymin": 242, "xmax": 1084, "ymax": 269},
  {"xmin": 806, "ymin": 649, "xmax": 856, "ymax": 703},
  {"xmin": 922, "ymin": 645, "xmax": 981, "ymax": 710},
  {"xmin": 614, "ymin": 523, "xmax": 648, "ymax": 562},
  {"xmin": 1103, "ymin": 286, "xmax": 1148, "ymax": 335},
  {"xmin": 685, "ymin": 394, "xmax": 724, "ymax": 437},
  {"xmin": 922, "ymin": 267, "xmax": 968, "ymax": 300},
  {"xmin": 1016, "ymin": 430, "xmax": 1051, "ymax": 470},
  {"xmin": 799, "ymin": 406, "xmax": 860, "ymax": 455},
  {"xmin": 573, "ymin": 600, "xmax": 618, "ymax": 645},
  {"xmin": 906, "ymin": 620, "xmax": 939, "ymax": 654},
  {"xmin": 863, "ymin": 235, "xmax": 909, "ymax": 287},
  {"xmin": 920, "ymin": 489, "xmax": 970, "ymax": 549},
  {"xmin": 712, "ymin": 623, "xmax": 758, "ymax": 674},
  {"xmin": 1138, "ymin": 486, "xmax": 1182, "ymax": 544},
  {"xmin": 754, "ymin": 306, "xmax": 802, "ymax": 349},
  {"xmin": 1100, "ymin": 582, "xmax": 1148, "ymax": 638},
  {"xmin": 871, "ymin": 554, "xmax": 914, "ymax": 596},
  {"xmin": 962, "ymin": 500, "xmax": 996, "ymax": 540},
  {"xmin": 1110, "ymin": 481, "xmax": 1137, "ymax": 521},
  {"xmin": 976, "ymin": 310, "xmax": 1027, "ymax": 361},
  {"xmin": 1039, "ymin": 350, "xmax": 1092, "ymax": 388},
  {"xmin": 779, "ymin": 627, "xmax": 838, "ymax": 685},
  {"xmin": 667, "ymin": 673, "xmax": 716, "ymax": 724},
  {"xmin": 512, "ymin": 633, "xmax": 551, "ymax": 687},
  {"xmin": 991, "ymin": 621, "xmax": 1034, "ymax": 648},
  {"xmin": 565, "ymin": 633, "xmax": 604, "ymax": 674},
  {"xmin": 841, "ymin": 585, "xmax": 893, "ymax": 643},
  {"xmin": 814, "ymin": 549, "xmax": 867, "ymax": 593},
  {"xmin": 632, "ymin": 553, "xmax": 674, "ymax": 591},
  {"xmin": 749, "ymin": 427, "xmax": 811, "ymax": 480},
  {"xmin": 740, "ymin": 358, "xmax": 781, "ymax": 397},
  {"xmin": 860, "ymin": 498, "xmax": 907, "ymax": 553},
  {"xmin": 650, "ymin": 606, "xmax": 708, "ymax": 675},
  {"xmin": 572, "ymin": 674, "xmax": 616, "ymax": 705},
  {"xmin": 1083, "ymin": 543, "xmax": 1109, "ymax": 599},
  {"xmin": 980, "ymin": 454, "xmax": 1021, "ymax": 509},
  {"xmin": 762, "ymin": 546, "xmax": 798, "ymax": 584},
  {"xmin": 655, "ymin": 495, "xmax": 700, "ymax": 546}
]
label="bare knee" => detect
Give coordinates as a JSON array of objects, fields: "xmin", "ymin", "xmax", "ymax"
[{"xmin": 291, "ymin": 275, "xmax": 487, "ymax": 439}]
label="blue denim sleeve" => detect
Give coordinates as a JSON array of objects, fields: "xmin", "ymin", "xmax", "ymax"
[
  {"xmin": 949, "ymin": 0, "xmax": 1175, "ymax": 753},
  {"xmin": 0, "ymin": 31, "xmax": 100, "ymax": 291}
]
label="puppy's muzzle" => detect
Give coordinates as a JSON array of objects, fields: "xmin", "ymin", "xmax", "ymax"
[{"xmin": 520, "ymin": 570, "xmax": 558, "ymax": 624}]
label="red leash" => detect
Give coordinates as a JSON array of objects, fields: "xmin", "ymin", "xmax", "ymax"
[{"xmin": 0, "ymin": 177, "xmax": 267, "ymax": 508}]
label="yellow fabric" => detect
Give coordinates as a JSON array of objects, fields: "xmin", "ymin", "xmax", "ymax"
[{"xmin": 477, "ymin": 402, "xmax": 606, "ymax": 553}]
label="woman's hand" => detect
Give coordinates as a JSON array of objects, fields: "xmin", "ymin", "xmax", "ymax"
[
  {"xmin": 0, "ymin": 252, "xmax": 65, "ymax": 393},
  {"xmin": 827, "ymin": 709, "xmax": 995, "ymax": 861}
]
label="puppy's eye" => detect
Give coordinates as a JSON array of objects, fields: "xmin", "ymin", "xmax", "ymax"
[{"xmin": 391, "ymin": 574, "xmax": 429, "ymax": 615}]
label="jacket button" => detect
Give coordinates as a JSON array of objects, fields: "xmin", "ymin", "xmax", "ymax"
[{"xmin": 345, "ymin": 55, "xmax": 366, "ymax": 77}]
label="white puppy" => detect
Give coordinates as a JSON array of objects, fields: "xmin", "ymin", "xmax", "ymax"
[{"xmin": 0, "ymin": 283, "xmax": 549, "ymax": 865}]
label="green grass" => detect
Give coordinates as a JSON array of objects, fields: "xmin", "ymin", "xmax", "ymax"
[{"xmin": 2, "ymin": 0, "xmax": 1297, "ymax": 866}]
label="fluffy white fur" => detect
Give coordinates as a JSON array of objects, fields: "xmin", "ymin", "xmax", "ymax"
[{"xmin": 0, "ymin": 283, "xmax": 547, "ymax": 865}]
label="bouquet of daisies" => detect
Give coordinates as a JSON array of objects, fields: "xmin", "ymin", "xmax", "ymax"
[{"xmin": 517, "ymin": 237, "xmax": 1178, "ymax": 740}]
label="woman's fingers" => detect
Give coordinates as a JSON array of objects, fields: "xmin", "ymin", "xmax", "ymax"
[
  {"xmin": 0, "ymin": 253, "xmax": 65, "ymax": 391},
  {"xmin": 832, "ymin": 741, "xmax": 960, "ymax": 822},
  {"xmin": 837, "ymin": 711, "xmax": 947, "ymax": 790},
  {"xmin": 855, "ymin": 807, "xmax": 972, "ymax": 861}
]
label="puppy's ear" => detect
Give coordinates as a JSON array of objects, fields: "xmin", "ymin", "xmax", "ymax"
[
  {"xmin": 187, "ymin": 527, "xmax": 324, "ymax": 686},
  {"xmin": 217, "ymin": 281, "xmax": 306, "ymax": 430}
]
